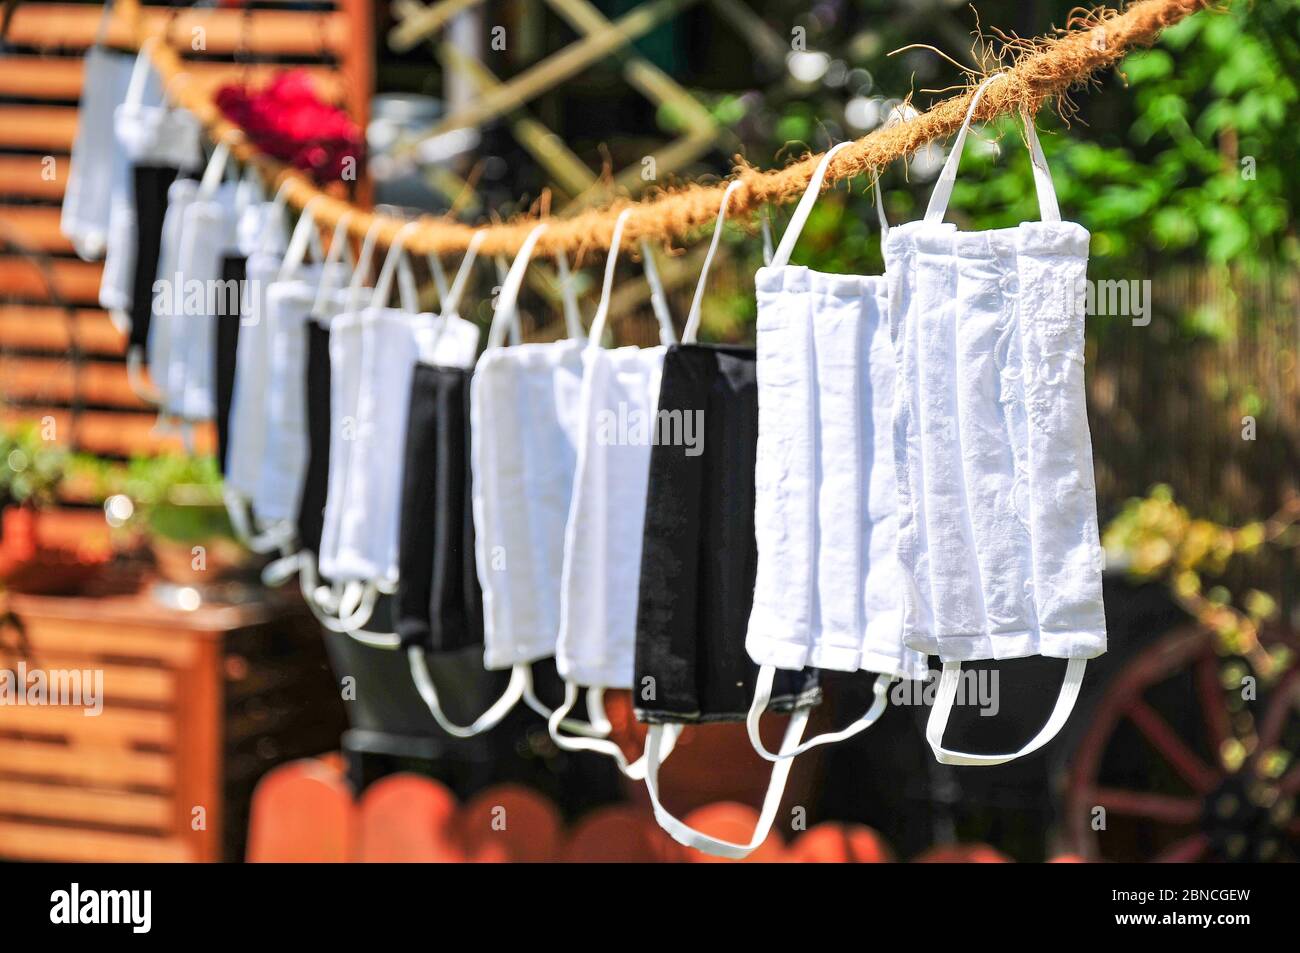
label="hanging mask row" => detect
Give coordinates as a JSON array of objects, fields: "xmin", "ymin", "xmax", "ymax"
[{"xmin": 63, "ymin": 60, "xmax": 1107, "ymax": 860}]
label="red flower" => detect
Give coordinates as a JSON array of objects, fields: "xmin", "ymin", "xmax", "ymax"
[{"xmin": 216, "ymin": 70, "xmax": 364, "ymax": 184}]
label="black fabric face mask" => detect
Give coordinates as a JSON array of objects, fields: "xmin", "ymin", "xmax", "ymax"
[
  {"xmin": 126, "ymin": 164, "xmax": 183, "ymax": 356},
  {"xmin": 634, "ymin": 343, "xmax": 821, "ymax": 723},
  {"xmin": 214, "ymin": 254, "xmax": 245, "ymax": 474},
  {"xmin": 296, "ymin": 319, "xmax": 332, "ymax": 558},
  {"xmin": 396, "ymin": 362, "xmax": 483, "ymax": 653}
]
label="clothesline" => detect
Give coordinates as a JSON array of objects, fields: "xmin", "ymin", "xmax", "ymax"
[{"xmin": 138, "ymin": 0, "xmax": 1212, "ymax": 259}]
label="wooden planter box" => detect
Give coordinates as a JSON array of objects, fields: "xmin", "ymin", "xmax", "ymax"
[{"xmin": 0, "ymin": 588, "xmax": 345, "ymax": 862}]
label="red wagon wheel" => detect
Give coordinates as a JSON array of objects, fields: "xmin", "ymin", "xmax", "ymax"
[{"xmin": 1063, "ymin": 623, "xmax": 1300, "ymax": 862}]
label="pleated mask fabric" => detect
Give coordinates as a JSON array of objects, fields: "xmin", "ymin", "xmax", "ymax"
[
  {"xmin": 253, "ymin": 202, "xmax": 334, "ymax": 530},
  {"xmin": 737, "ymin": 144, "xmax": 928, "ymax": 775},
  {"xmin": 297, "ymin": 319, "xmax": 332, "ymax": 556},
  {"xmin": 448, "ymin": 226, "xmax": 629, "ymax": 739},
  {"xmin": 401, "ymin": 227, "xmax": 566, "ymax": 736},
  {"xmin": 634, "ymin": 343, "xmax": 825, "ymax": 723},
  {"xmin": 113, "ymin": 49, "xmax": 203, "ymax": 173},
  {"xmin": 622, "ymin": 184, "xmax": 807, "ymax": 859},
  {"xmin": 555, "ymin": 210, "xmax": 677, "ymax": 693},
  {"xmin": 397, "ymin": 363, "xmax": 482, "ymax": 654},
  {"xmin": 471, "ymin": 228, "xmax": 587, "ymax": 673},
  {"xmin": 158, "ymin": 145, "xmax": 238, "ymax": 422},
  {"xmin": 61, "ymin": 43, "xmax": 136, "ymax": 263},
  {"xmin": 541, "ymin": 210, "xmax": 684, "ymax": 780},
  {"xmin": 215, "ymin": 253, "xmax": 246, "ymax": 473},
  {"xmin": 396, "ymin": 236, "xmax": 488, "ymax": 654},
  {"xmin": 324, "ymin": 225, "xmax": 430, "ymax": 589},
  {"xmin": 633, "ymin": 181, "xmax": 821, "ymax": 727},
  {"xmin": 555, "ymin": 344, "xmax": 669, "ymax": 692},
  {"xmin": 147, "ymin": 176, "xmax": 199, "ymax": 415},
  {"xmin": 117, "ymin": 48, "xmax": 202, "ymax": 354},
  {"xmin": 214, "ymin": 175, "xmax": 262, "ymax": 475},
  {"xmin": 298, "ymin": 214, "xmax": 359, "ymax": 567},
  {"xmin": 886, "ymin": 76, "xmax": 1106, "ymax": 766},
  {"xmin": 100, "ymin": 190, "xmax": 138, "ymax": 326},
  {"xmin": 223, "ymin": 190, "xmax": 291, "ymax": 545}
]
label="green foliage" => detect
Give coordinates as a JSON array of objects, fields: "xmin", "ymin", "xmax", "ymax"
[
  {"xmin": 109, "ymin": 454, "xmax": 235, "ymax": 544},
  {"xmin": 0, "ymin": 422, "xmax": 235, "ymax": 545},
  {"xmin": 0, "ymin": 423, "xmax": 72, "ymax": 510},
  {"xmin": 693, "ymin": 1, "xmax": 1296, "ymax": 344},
  {"xmin": 1102, "ymin": 484, "xmax": 1295, "ymax": 659}
]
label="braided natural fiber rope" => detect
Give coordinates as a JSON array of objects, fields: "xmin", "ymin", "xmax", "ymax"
[{"xmin": 141, "ymin": 0, "xmax": 1214, "ymax": 259}]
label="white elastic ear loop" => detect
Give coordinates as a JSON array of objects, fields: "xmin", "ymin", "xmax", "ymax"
[
  {"xmin": 745, "ymin": 665, "xmax": 893, "ymax": 761},
  {"xmin": 125, "ymin": 40, "xmax": 156, "ymax": 110},
  {"xmin": 1021, "ymin": 110, "xmax": 1062, "ymax": 223},
  {"xmin": 244, "ymin": 520, "xmax": 297, "ymax": 555},
  {"xmin": 126, "ymin": 345, "xmax": 162, "ymax": 405},
  {"xmin": 520, "ymin": 675, "xmax": 613, "ymax": 739},
  {"xmin": 486, "ymin": 224, "xmax": 548, "ymax": 349},
  {"xmin": 426, "ymin": 252, "xmax": 450, "ymax": 308},
  {"xmin": 197, "ymin": 139, "xmax": 232, "ymax": 201},
  {"xmin": 760, "ymin": 207, "xmax": 774, "ymax": 265},
  {"xmin": 585, "ymin": 687, "xmax": 614, "ymax": 735},
  {"xmin": 683, "ymin": 179, "xmax": 743, "ymax": 344},
  {"xmin": 924, "ymin": 74, "xmax": 1060, "ymax": 225},
  {"xmin": 277, "ymin": 196, "xmax": 324, "ymax": 283},
  {"xmin": 91, "ymin": 0, "xmax": 113, "ymax": 47},
  {"xmin": 492, "ymin": 256, "xmax": 523, "ymax": 346},
  {"xmin": 343, "ymin": 217, "xmax": 385, "ymax": 315},
  {"xmin": 408, "ymin": 648, "xmax": 526, "ymax": 738},
  {"xmin": 397, "ymin": 256, "xmax": 420, "ymax": 315},
  {"xmin": 338, "ymin": 576, "xmax": 396, "ymax": 630},
  {"xmin": 926, "ymin": 657, "xmax": 1087, "ymax": 766},
  {"xmin": 296, "ymin": 555, "xmax": 393, "ymax": 640},
  {"xmin": 872, "ymin": 174, "xmax": 890, "ymax": 243},
  {"xmin": 547, "ymin": 681, "xmax": 679, "ymax": 780},
  {"xmin": 771, "ymin": 140, "xmax": 855, "ymax": 268},
  {"xmin": 554, "ymin": 250, "xmax": 586, "ymax": 340},
  {"xmin": 255, "ymin": 178, "xmax": 295, "ymax": 257},
  {"xmin": 640, "ymin": 239, "xmax": 676, "ymax": 345},
  {"xmin": 261, "ymin": 550, "xmax": 303, "ymax": 588},
  {"xmin": 368, "ymin": 221, "xmax": 420, "ymax": 311},
  {"xmin": 644, "ymin": 709, "xmax": 807, "ymax": 859},
  {"xmin": 237, "ymin": 165, "xmax": 266, "ymax": 216},
  {"xmin": 311, "ymin": 211, "xmax": 355, "ymax": 320},
  {"xmin": 586, "ymin": 209, "xmax": 632, "ymax": 347},
  {"xmin": 442, "ymin": 230, "xmax": 485, "ymax": 320},
  {"xmin": 333, "ymin": 579, "xmax": 390, "ymax": 641}
]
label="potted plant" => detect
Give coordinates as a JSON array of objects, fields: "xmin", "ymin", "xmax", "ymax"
[
  {"xmin": 0, "ymin": 423, "xmax": 112, "ymax": 593},
  {"xmin": 110, "ymin": 453, "xmax": 252, "ymax": 586}
]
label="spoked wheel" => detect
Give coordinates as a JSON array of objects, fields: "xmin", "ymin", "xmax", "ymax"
[{"xmin": 1063, "ymin": 623, "xmax": 1300, "ymax": 862}]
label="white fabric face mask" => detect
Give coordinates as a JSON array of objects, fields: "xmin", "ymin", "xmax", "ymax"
[
  {"xmin": 161, "ymin": 142, "xmax": 236, "ymax": 422},
  {"xmin": 472, "ymin": 228, "xmax": 588, "ymax": 672},
  {"xmin": 99, "ymin": 198, "xmax": 137, "ymax": 328},
  {"xmin": 742, "ymin": 143, "xmax": 928, "ymax": 767},
  {"xmin": 321, "ymin": 222, "xmax": 438, "ymax": 618},
  {"xmin": 546, "ymin": 209, "xmax": 682, "ymax": 779},
  {"xmin": 148, "ymin": 176, "xmax": 200, "ymax": 417},
  {"xmin": 469, "ymin": 225, "xmax": 630, "ymax": 735},
  {"xmin": 224, "ymin": 185, "xmax": 293, "ymax": 547},
  {"xmin": 100, "ymin": 49, "xmax": 181, "ymax": 329},
  {"xmin": 254, "ymin": 201, "xmax": 332, "ymax": 530},
  {"xmin": 62, "ymin": 42, "xmax": 137, "ymax": 262},
  {"xmin": 555, "ymin": 222, "xmax": 675, "ymax": 691},
  {"xmin": 113, "ymin": 47, "xmax": 203, "ymax": 172},
  {"xmin": 886, "ymin": 76, "xmax": 1106, "ymax": 766}
]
